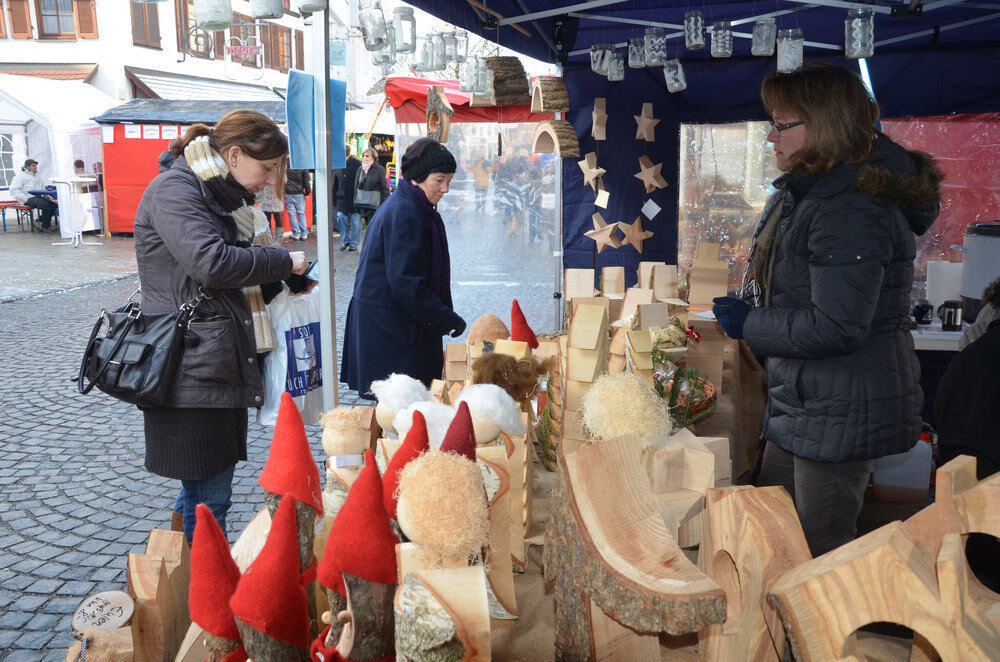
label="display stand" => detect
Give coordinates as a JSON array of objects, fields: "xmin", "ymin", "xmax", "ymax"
[{"xmin": 50, "ymin": 176, "xmax": 102, "ymax": 247}]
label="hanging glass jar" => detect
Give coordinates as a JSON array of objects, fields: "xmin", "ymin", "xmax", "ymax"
[
  {"xmin": 413, "ymin": 36, "xmax": 433, "ymax": 72},
  {"xmin": 454, "ymin": 29, "xmax": 469, "ymax": 62},
  {"xmin": 711, "ymin": 22, "xmax": 733, "ymax": 58},
  {"xmin": 459, "ymin": 59, "xmax": 476, "ymax": 92},
  {"xmin": 663, "ymin": 58, "xmax": 687, "ymax": 93},
  {"xmin": 644, "ymin": 27, "xmax": 667, "ymax": 66},
  {"xmin": 684, "ymin": 10, "xmax": 705, "ymax": 50},
  {"xmin": 298, "ymin": 0, "xmax": 327, "ymax": 11},
  {"xmin": 359, "ymin": 0, "xmax": 388, "ymax": 52},
  {"xmin": 589, "ymin": 43, "xmax": 613, "ymax": 75},
  {"xmin": 391, "ymin": 7, "xmax": 416, "ymax": 54},
  {"xmin": 372, "ymin": 24, "xmax": 395, "ymax": 66},
  {"xmin": 475, "ymin": 57, "xmax": 489, "ymax": 95},
  {"xmin": 442, "ymin": 31, "xmax": 457, "ymax": 63},
  {"xmin": 193, "ymin": 0, "xmax": 232, "ymax": 31},
  {"xmin": 627, "ymin": 37, "xmax": 645, "ymax": 68},
  {"xmin": 845, "ymin": 8, "xmax": 874, "ymax": 59},
  {"xmin": 431, "ymin": 31, "xmax": 447, "ymax": 70},
  {"xmin": 606, "ymin": 51, "xmax": 625, "ymax": 81},
  {"xmin": 751, "ymin": 17, "xmax": 776, "ymax": 56},
  {"xmin": 250, "ymin": 0, "xmax": 283, "ymax": 19},
  {"xmin": 777, "ymin": 28, "xmax": 804, "ymax": 72}
]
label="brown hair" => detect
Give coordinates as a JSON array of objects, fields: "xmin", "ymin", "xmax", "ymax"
[
  {"xmin": 361, "ymin": 147, "xmax": 378, "ymax": 160},
  {"xmin": 761, "ymin": 63, "xmax": 880, "ymax": 175},
  {"xmin": 174, "ymin": 110, "xmax": 289, "ymax": 194}
]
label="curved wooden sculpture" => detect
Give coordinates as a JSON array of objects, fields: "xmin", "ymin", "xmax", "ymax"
[
  {"xmin": 531, "ymin": 120, "xmax": 580, "ymax": 158},
  {"xmin": 544, "ymin": 435, "xmax": 725, "ymax": 661},
  {"xmin": 531, "ymin": 76, "xmax": 570, "ymax": 112},
  {"xmin": 484, "ymin": 56, "xmax": 530, "ymax": 106},
  {"xmin": 697, "ymin": 486, "xmax": 811, "ymax": 662},
  {"xmin": 769, "ymin": 523, "xmax": 1000, "ymax": 661},
  {"xmin": 476, "ymin": 446, "xmax": 518, "ymax": 623},
  {"xmin": 426, "ymin": 86, "xmax": 455, "ymax": 144}
]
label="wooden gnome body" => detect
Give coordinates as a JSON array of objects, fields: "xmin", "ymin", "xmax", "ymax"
[{"xmin": 189, "ymin": 504, "xmax": 245, "ymax": 662}]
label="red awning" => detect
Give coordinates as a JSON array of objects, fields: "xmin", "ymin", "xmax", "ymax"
[{"xmin": 385, "ymin": 76, "xmax": 553, "ymax": 124}]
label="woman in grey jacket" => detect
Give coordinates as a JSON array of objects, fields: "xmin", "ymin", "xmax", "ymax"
[
  {"xmin": 133, "ymin": 110, "xmax": 307, "ymax": 541},
  {"xmin": 712, "ymin": 64, "xmax": 943, "ymax": 555}
]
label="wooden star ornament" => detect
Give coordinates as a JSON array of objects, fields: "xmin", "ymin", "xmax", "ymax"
[
  {"xmin": 592, "ymin": 97, "xmax": 607, "ymax": 141},
  {"xmin": 634, "ymin": 155, "xmax": 668, "ymax": 194},
  {"xmin": 634, "ymin": 102, "xmax": 659, "ymax": 142},
  {"xmin": 585, "ymin": 212, "xmax": 622, "ymax": 254},
  {"xmin": 619, "ymin": 216, "xmax": 654, "ymax": 254},
  {"xmin": 577, "ymin": 151, "xmax": 606, "ymax": 192}
]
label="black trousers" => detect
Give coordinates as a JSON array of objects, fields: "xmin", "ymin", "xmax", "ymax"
[{"xmin": 26, "ymin": 196, "xmax": 57, "ymax": 228}]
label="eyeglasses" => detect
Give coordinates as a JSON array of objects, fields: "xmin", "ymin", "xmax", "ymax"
[{"xmin": 769, "ymin": 119, "xmax": 804, "ymax": 134}]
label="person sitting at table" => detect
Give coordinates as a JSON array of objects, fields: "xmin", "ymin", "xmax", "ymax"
[{"xmin": 8, "ymin": 158, "xmax": 58, "ymax": 232}]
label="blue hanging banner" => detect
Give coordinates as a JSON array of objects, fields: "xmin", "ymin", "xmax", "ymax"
[{"xmin": 286, "ymin": 69, "xmax": 347, "ymax": 170}]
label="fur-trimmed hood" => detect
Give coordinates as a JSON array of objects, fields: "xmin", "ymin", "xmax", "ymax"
[{"xmin": 855, "ymin": 136, "xmax": 943, "ymax": 236}]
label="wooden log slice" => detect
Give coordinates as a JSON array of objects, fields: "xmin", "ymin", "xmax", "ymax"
[
  {"xmin": 395, "ymin": 573, "xmax": 465, "ymax": 662},
  {"xmin": 531, "ymin": 120, "xmax": 580, "ymax": 158},
  {"xmin": 484, "ymin": 56, "xmax": 530, "ymax": 106},
  {"xmin": 531, "ymin": 76, "xmax": 570, "ymax": 113},
  {"xmin": 342, "ymin": 571, "xmax": 396, "ymax": 661},
  {"xmin": 325, "ymin": 589, "xmax": 349, "ymax": 646},
  {"xmin": 235, "ymin": 617, "xmax": 310, "ymax": 662}
]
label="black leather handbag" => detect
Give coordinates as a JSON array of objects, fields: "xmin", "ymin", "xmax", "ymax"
[
  {"xmin": 77, "ymin": 289, "xmax": 210, "ymax": 407},
  {"xmin": 355, "ymin": 188, "xmax": 381, "ymax": 209}
]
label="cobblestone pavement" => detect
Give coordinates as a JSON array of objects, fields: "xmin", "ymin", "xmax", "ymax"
[{"xmin": 0, "ymin": 191, "xmax": 560, "ymax": 659}]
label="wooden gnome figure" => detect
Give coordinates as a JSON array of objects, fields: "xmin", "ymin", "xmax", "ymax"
[
  {"xmin": 190, "ymin": 504, "xmax": 247, "ymax": 662},
  {"xmin": 382, "ymin": 410, "xmax": 431, "ymax": 540},
  {"xmin": 509, "ymin": 299, "xmax": 539, "ymax": 350},
  {"xmin": 453, "ymin": 386, "xmax": 526, "ymax": 445},
  {"xmin": 370, "ymin": 374, "xmax": 432, "ymax": 436},
  {"xmin": 320, "ymin": 407, "xmax": 370, "ymax": 535},
  {"xmin": 313, "ymin": 449, "xmax": 399, "ymax": 662},
  {"xmin": 259, "ymin": 392, "xmax": 325, "ymax": 639},
  {"xmin": 230, "ymin": 496, "xmax": 311, "ymax": 662}
]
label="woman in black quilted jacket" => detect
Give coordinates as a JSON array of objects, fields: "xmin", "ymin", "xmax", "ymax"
[{"xmin": 712, "ymin": 64, "xmax": 943, "ymax": 556}]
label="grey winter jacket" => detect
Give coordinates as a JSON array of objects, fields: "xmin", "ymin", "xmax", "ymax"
[
  {"xmin": 743, "ymin": 135, "xmax": 942, "ymax": 463},
  {"xmin": 133, "ymin": 156, "xmax": 292, "ymax": 409}
]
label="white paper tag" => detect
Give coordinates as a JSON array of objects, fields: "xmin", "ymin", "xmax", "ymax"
[
  {"xmin": 641, "ymin": 199, "xmax": 661, "ymax": 219},
  {"xmin": 333, "ymin": 454, "xmax": 364, "ymax": 468}
]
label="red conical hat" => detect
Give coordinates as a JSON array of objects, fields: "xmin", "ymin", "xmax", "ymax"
[
  {"xmin": 510, "ymin": 299, "xmax": 539, "ymax": 349},
  {"xmin": 229, "ymin": 496, "xmax": 310, "ymax": 648},
  {"xmin": 383, "ymin": 410, "xmax": 430, "ymax": 518},
  {"xmin": 439, "ymin": 401, "xmax": 476, "ymax": 461},
  {"xmin": 323, "ymin": 450, "xmax": 399, "ymax": 590},
  {"xmin": 259, "ymin": 392, "xmax": 323, "ymax": 515},
  {"xmin": 189, "ymin": 504, "xmax": 241, "ymax": 641}
]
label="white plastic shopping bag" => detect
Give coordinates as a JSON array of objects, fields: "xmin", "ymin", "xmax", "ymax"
[{"xmin": 258, "ymin": 286, "xmax": 324, "ymax": 426}]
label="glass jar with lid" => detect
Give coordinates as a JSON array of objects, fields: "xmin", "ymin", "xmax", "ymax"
[
  {"xmin": 663, "ymin": 58, "xmax": 687, "ymax": 93},
  {"xmin": 391, "ymin": 7, "xmax": 416, "ymax": 54},
  {"xmin": 590, "ymin": 43, "xmax": 612, "ymax": 75},
  {"xmin": 777, "ymin": 28, "xmax": 804, "ymax": 72},
  {"xmin": 431, "ymin": 32, "xmax": 447, "ymax": 70},
  {"xmin": 684, "ymin": 10, "xmax": 705, "ymax": 50},
  {"xmin": 845, "ymin": 8, "xmax": 874, "ymax": 59},
  {"xmin": 628, "ymin": 37, "xmax": 645, "ymax": 68},
  {"xmin": 644, "ymin": 27, "xmax": 667, "ymax": 66},
  {"xmin": 606, "ymin": 51, "xmax": 625, "ymax": 81},
  {"xmin": 454, "ymin": 29, "xmax": 469, "ymax": 62},
  {"xmin": 442, "ymin": 31, "xmax": 457, "ymax": 62},
  {"xmin": 751, "ymin": 17, "xmax": 776, "ymax": 56},
  {"xmin": 359, "ymin": 0, "xmax": 388, "ymax": 52},
  {"xmin": 372, "ymin": 24, "xmax": 395, "ymax": 66},
  {"xmin": 711, "ymin": 22, "xmax": 733, "ymax": 58},
  {"xmin": 250, "ymin": 0, "xmax": 283, "ymax": 20},
  {"xmin": 193, "ymin": 0, "xmax": 232, "ymax": 31}
]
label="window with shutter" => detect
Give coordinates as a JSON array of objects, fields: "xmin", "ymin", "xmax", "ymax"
[
  {"xmin": 214, "ymin": 28, "xmax": 225, "ymax": 59},
  {"xmin": 294, "ymin": 29, "xmax": 304, "ymax": 70},
  {"xmin": 261, "ymin": 22, "xmax": 275, "ymax": 70},
  {"xmin": 176, "ymin": 0, "xmax": 209, "ymax": 58},
  {"xmin": 74, "ymin": 0, "xmax": 97, "ymax": 38},
  {"xmin": 0, "ymin": 4, "xmax": 7, "ymax": 38},
  {"xmin": 36, "ymin": 0, "xmax": 75, "ymax": 38},
  {"xmin": 8, "ymin": 0, "xmax": 32, "ymax": 39},
  {"xmin": 131, "ymin": 0, "xmax": 159, "ymax": 47},
  {"xmin": 278, "ymin": 26, "xmax": 291, "ymax": 72}
]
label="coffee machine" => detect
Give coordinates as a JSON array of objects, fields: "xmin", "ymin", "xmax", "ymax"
[{"xmin": 959, "ymin": 222, "xmax": 1000, "ymax": 323}]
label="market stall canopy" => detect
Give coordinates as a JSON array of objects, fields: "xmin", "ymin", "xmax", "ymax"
[
  {"xmin": 124, "ymin": 66, "xmax": 284, "ymax": 102},
  {"xmin": 386, "ymin": 76, "xmax": 553, "ymax": 123},
  {"xmin": 92, "ymin": 99, "xmax": 286, "ymax": 126}
]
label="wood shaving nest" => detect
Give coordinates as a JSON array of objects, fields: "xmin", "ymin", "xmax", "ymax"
[
  {"xmin": 320, "ymin": 407, "xmax": 365, "ymax": 430},
  {"xmin": 581, "ymin": 373, "xmax": 672, "ymax": 448}
]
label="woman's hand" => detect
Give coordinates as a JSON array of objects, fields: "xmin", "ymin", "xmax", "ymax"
[{"xmin": 289, "ymin": 251, "xmax": 308, "ymax": 275}]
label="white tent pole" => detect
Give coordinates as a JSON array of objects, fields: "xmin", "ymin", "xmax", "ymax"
[
  {"xmin": 875, "ymin": 9, "xmax": 1000, "ymax": 46},
  {"xmin": 498, "ymin": 0, "xmax": 628, "ymax": 25}
]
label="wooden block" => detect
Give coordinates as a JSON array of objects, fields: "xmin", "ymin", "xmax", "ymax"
[
  {"xmin": 567, "ymin": 347, "xmax": 606, "ymax": 383},
  {"xmin": 560, "ymin": 436, "xmax": 586, "ymax": 455},
  {"xmin": 531, "ymin": 76, "xmax": 570, "ymax": 113},
  {"xmin": 619, "ymin": 287, "xmax": 655, "ymax": 322},
  {"xmin": 656, "ymin": 489, "xmax": 705, "ymax": 541},
  {"xmin": 569, "ymin": 303, "xmax": 609, "ymax": 349},
  {"xmin": 694, "ymin": 242, "xmax": 721, "ymax": 263},
  {"xmin": 493, "ymin": 338, "xmax": 530, "ymax": 359},
  {"xmin": 128, "ymin": 553, "xmax": 175, "ymax": 662},
  {"xmin": 561, "ymin": 409, "xmax": 587, "ymax": 441},
  {"xmin": 446, "ymin": 343, "xmax": 468, "ymax": 362},
  {"xmin": 534, "ymin": 338, "xmax": 561, "ymax": 365},
  {"xmin": 430, "ymin": 379, "xmax": 449, "ymax": 404},
  {"xmin": 448, "ymin": 382, "xmax": 464, "ymax": 405},
  {"xmin": 652, "ymin": 264, "xmax": 679, "ymax": 300},
  {"xmin": 685, "ymin": 318, "xmax": 726, "ymax": 393},
  {"xmin": 145, "ymin": 530, "xmax": 190, "ymax": 660},
  {"xmin": 633, "ymin": 369, "xmax": 655, "ymax": 387},
  {"xmin": 564, "ymin": 380, "xmax": 591, "ymax": 412},
  {"xmin": 565, "ymin": 268, "xmax": 596, "ymax": 301},
  {"xmin": 608, "ymin": 296, "xmax": 623, "ymax": 324},
  {"xmin": 687, "ymin": 262, "xmax": 729, "ymax": 310},
  {"xmin": 476, "ymin": 446, "xmax": 518, "ymax": 624},
  {"xmin": 608, "ymin": 354, "xmax": 627, "ymax": 374},
  {"xmin": 65, "ymin": 627, "xmax": 134, "ymax": 662},
  {"xmin": 697, "ymin": 486, "xmax": 811, "ymax": 662},
  {"xmin": 638, "ymin": 261, "xmax": 665, "ymax": 289},
  {"xmin": 445, "ymin": 360, "xmax": 468, "ymax": 382},
  {"xmin": 504, "ymin": 416, "xmax": 532, "ymax": 572},
  {"xmin": 677, "ymin": 509, "xmax": 703, "ymax": 549},
  {"xmin": 397, "ymin": 566, "xmax": 491, "ymax": 662},
  {"xmin": 531, "ymin": 118, "xmax": 580, "ymax": 157},
  {"xmin": 652, "ymin": 447, "xmax": 716, "ymax": 494},
  {"xmin": 357, "ymin": 405, "xmax": 380, "ymax": 450},
  {"xmin": 626, "ymin": 329, "xmax": 653, "ymax": 354},
  {"xmin": 601, "ymin": 266, "xmax": 626, "ymax": 296},
  {"xmin": 468, "ymin": 342, "xmax": 485, "ymax": 360},
  {"xmin": 701, "ymin": 435, "xmax": 732, "ymax": 482},
  {"xmin": 375, "ymin": 437, "xmax": 403, "ymax": 475},
  {"xmin": 637, "ymin": 302, "xmax": 669, "ymax": 330}
]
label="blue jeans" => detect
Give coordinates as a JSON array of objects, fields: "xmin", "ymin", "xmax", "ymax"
[
  {"xmin": 174, "ymin": 465, "xmax": 236, "ymax": 543},
  {"xmin": 284, "ymin": 194, "xmax": 307, "ymax": 235},
  {"xmin": 337, "ymin": 210, "xmax": 362, "ymax": 247}
]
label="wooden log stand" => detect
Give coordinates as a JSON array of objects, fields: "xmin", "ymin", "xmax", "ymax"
[
  {"xmin": 531, "ymin": 76, "xmax": 570, "ymax": 113},
  {"xmin": 531, "ymin": 119, "xmax": 580, "ymax": 158}
]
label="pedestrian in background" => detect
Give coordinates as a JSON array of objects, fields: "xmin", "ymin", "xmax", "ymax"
[
  {"xmin": 133, "ymin": 109, "xmax": 308, "ymax": 542},
  {"xmin": 352, "ymin": 147, "xmax": 390, "ymax": 250},
  {"xmin": 284, "ymin": 167, "xmax": 311, "ymax": 240},
  {"xmin": 8, "ymin": 158, "xmax": 58, "ymax": 232},
  {"xmin": 255, "ymin": 183, "xmax": 286, "ymax": 238},
  {"xmin": 158, "ymin": 139, "xmax": 179, "ymax": 173},
  {"xmin": 332, "ymin": 145, "xmax": 362, "ymax": 251}
]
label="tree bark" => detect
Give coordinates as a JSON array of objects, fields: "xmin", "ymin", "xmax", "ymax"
[
  {"xmin": 342, "ymin": 571, "xmax": 396, "ymax": 661},
  {"xmin": 235, "ymin": 617, "xmax": 310, "ymax": 662},
  {"xmin": 266, "ymin": 491, "xmax": 320, "ymax": 641},
  {"xmin": 484, "ymin": 57, "xmax": 530, "ymax": 106}
]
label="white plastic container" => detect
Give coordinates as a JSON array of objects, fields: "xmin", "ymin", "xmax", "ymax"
[{"xmin": 872, "ymin": 434, "xmax": 933, "ymax": 503}]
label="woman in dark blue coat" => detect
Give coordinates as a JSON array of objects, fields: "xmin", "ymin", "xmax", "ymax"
[{"xmin": 341, "ymin": 138, "xmax": 466, "ymax": 397}]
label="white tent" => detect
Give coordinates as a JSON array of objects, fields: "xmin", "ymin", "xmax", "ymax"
[{"xmin": 0, "ymin": 74, "xmax": 117, "ymax": 235}]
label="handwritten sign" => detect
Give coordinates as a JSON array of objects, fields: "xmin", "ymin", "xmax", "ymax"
[{"xmin": 71, "ymin": 590, "xmax": 134, "ymax": 633}]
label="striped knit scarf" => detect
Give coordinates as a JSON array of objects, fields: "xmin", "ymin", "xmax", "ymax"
[{"xmin": 184, "ymin": 135, "xmax": 276, "ymax": 352}]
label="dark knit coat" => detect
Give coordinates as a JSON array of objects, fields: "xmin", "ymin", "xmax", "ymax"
[{"xmin": 743, "ymin": 135, "xmax": 943, "ymax": 463}]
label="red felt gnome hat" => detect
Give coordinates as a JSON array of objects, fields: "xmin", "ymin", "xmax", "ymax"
[
  {"xmin": 510, "ymin": 299, "xmax": 539, "ymax": 349},
  {"xmin": 320, "ymin": 450, "xmax": 399, "ymax": 595},
  {"xmin": 189, "ymin": 504, "xmax": 242, "ymax": 641},
  {"xmin": 259, "ymin": 392, "xmax": 323, "ymax": 515},
  {"xmin": 383, "ymin": 410, "xmax": 430, "ymax": 519},
  {"xmin": 229, "ymin": 495, "xmax": 310, "ymax": 648},
  {"xmin": 439, "ymin": 400, "xmax": 476, "ymax": 461}
]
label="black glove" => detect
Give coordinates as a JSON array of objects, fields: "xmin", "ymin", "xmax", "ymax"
[
  {"xmin": 440, "ymin": 311, "xmax": 466, "ymax": 338},
  {"xmin": 712, "ymin": 296, "xmax": 751, "ymax": 340}
]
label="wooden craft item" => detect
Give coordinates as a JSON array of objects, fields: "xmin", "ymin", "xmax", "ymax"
[
  {"xmin": 601, "ymin": 266, "xmax": 626, "ymax": 296},
  {"xmin": 483, "ymin": 56, "xmax": 531, "ymax": 106},
  {"xmin": 685, "ymin": 318, "xmax": 726, "ymax": 394},
  {"xmin": 568, "ymin": 302, "xmax": 608, "ymax": 350},
  {"xmin": 619, "ymin": 287, "xmax": 655, "ymax": 323},
  {"xmin": 619, "ymin": 215, "xmax": 655, "ymax": 253},
  {"xmin": 671, "ymin": 427, "xmax": 733, "ymax": 484},
  {"xmin": 127, "ymin": 551, "xmax": 178, "ymax": 662},
  {"xmin": 543, "ymin": 436, "xmax": 725, "ymax": 660},
  {"xmin": 358, "ymin": 405, "xmax": 381, "ymax": 450},
  {"xmin": 769, "ymin": 522, "xmax": 1000, "ymax": 662},
  {"xmin": 638, "ymin": 302, "xmax": 669, "ymax": 330},
  {"xmin": 697, "ymin": 486, "xmax": 812, "ymax": 662},
  {"xmin": 687, "ymin": 265, "xmax": 728, "ymax": 310},
  {"xmin": 569, "ymin": 296, "xmax": 610, "ymax": 322},
  {"xmin": 531, "ymin": 118, "xmax": 580, "ymax": 157},
  {"xmin": 634, "ymin": 102, "xmax": 660, "ymax": 141},
  {"xmin": 476, "ymin": 446, "xmax": 519, "ymax": 624},
  {"xmin": 566, "ymin": 347, "xmax": 607, "ymax": 383},
  {"xmin": 531, "ymin": 75, "xmax": 570, "ymax": 112},
  {"xmin": 584, "ymin": 211, "xmax": 621, "ymax": 254},
  {"xmin": 326, "ymin": 571, "xmax": 395, "ymax": 661},
  {"xmin": 634, "ymin": 155, "xmax": 668, "ymax": 194},
  {"xmin": 492, "ymin": 338, "xmax": 531, "ymax": 360},
  {"xmin": 503, "ymin": 414, "xmax": 533, "ymax": 572},
  {"xmin": 263, "ymin": 492, "xmax": 321, "ymax": 640},
  {"xmin": 426, "ymin": 85, "xmax": 455, "ymax": 143},
  {"xmin": 652, "ymin": 263, "xmax": 680, "ymax": 300},
  {"xmin": 638, "ymin": 261, "xmax": 666, "ymax": 289},
  {"xmin": 564, "ymin": 268, "xmax": 596, "ymax": 302},
  {"xmin": 72, "ymin": 590, "xmax": 135, "ymax": 634},
  {"xmin": 396, "ymin": 565, "xmax": 491, "ymax": 662},
  {"xmin": 592, "ymin": 97, "xmax": 608, "ymax": 141},
  {"xmin": 695, "ymin": 242, "xmax": 721, "ymax": 263},
  {"xmin": 64, "ymin": 627, "xmax": 133, "ymax": 662},
  {"xmin": 430, "ymin": 379, "xmax": 449, "ymax": 404},
  {"xmin": 577, "ymin": 151, "xmax": 606, "ymax": 192}
]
